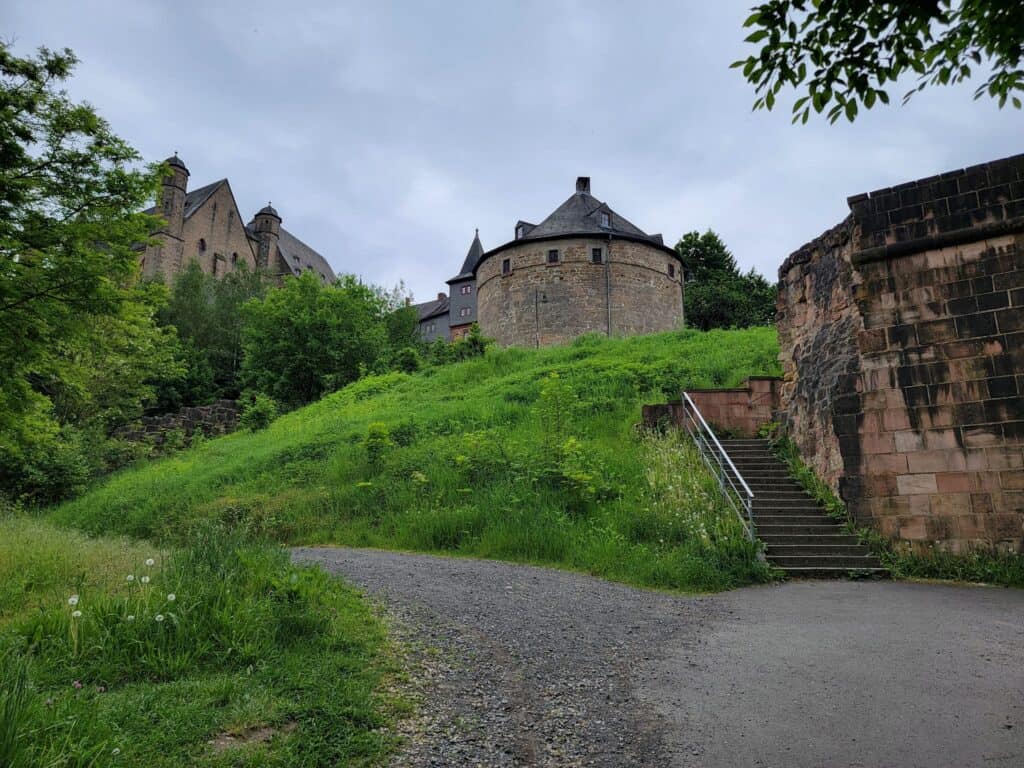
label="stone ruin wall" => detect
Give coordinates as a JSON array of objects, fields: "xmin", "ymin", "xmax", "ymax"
[
  {"xmin": 114, "ymin": 399, "xmax": 240, "ymax": 446},
  {"xmin": 778, "ymin": 153, "xmax": 1024, "ymax": 552}
]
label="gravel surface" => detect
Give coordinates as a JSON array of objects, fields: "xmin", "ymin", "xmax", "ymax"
[{"xmin": 292, "ymin": 547, "xmax": 1024, "ymax": 768}]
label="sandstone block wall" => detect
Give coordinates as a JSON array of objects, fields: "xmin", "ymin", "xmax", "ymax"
[
  {"xmin": 643, "ymin": 377, "xmax": 781, "ymax": 437},
  {"xmin": 778, "ymin": 153, "xmax": 1024, "ymax": 552},
  {"xmin": 476, "ymin": 238, "xmax": 683, "ymax": 347}
]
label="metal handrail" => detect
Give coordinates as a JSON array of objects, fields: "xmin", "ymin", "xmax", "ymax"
[{"xmin": 679, "ymin": 391, "xmax": 756, "ymax": 542}]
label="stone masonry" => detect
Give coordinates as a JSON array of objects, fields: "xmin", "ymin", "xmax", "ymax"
[
  {"xmin": 477, "ymin": 237, "xmax": 683, "ymax": 347},
  {"xmin": 777, "ymin": 152, "xmax": 1024, "ymax": 552},
  {"xmin": 114, "ymin": 399, "xmax": 240, "ymax": 446},
  {"xmin": 643, "ymin": 377, "xmax": 782, "ymax": 438}
]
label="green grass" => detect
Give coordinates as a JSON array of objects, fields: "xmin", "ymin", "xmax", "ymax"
[
  {"xmin": 0, "ymin": 517, "xmax": 398, "ymax": 767},
  {"xmin": 769, "ymin": 435, "xmax": 1024, "ymax": 588},
  {"xmin": 53, "ymin": 327, "xmax": 781, "ymax": 592}
]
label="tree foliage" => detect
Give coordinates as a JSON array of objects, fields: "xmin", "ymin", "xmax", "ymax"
[
  {"xmin": 0, "ymin": 44, "xmax": 178, "ymax": 504},
  {"xmin": 241, "ymin": 272, "xmax": 405, "ymax": 408},
  {"xmin": 676, "ymin": 231, "xmax": 776, "ymax": 331},
  {"xmin": 733, "ymin": 1, "xmax": 1024, "ymax": 123}
]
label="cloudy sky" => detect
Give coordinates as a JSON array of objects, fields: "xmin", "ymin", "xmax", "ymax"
[{"xmin": 8, "ymin": 1, "xmax": 1022, "ymax": 300}]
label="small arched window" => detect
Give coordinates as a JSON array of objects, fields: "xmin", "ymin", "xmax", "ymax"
[
  {"xmin": 231, "ymin": 252, "xmax": 238, "ymax": 264},
  {"xmin": 198, "ymin": 238, "xmax": 207, "ymax": 253}
]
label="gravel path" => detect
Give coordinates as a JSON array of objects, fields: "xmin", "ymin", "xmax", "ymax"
[{"xmin": 292, "ymin": 547, "xmax": 1024, "ymax": 768}]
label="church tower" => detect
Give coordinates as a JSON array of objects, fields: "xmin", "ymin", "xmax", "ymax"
[
  {"xmin": 143, "ymin": 154, "xmax": 189, "ymax": 281},
  {"xmin": 252, "ymin": 203, "xmax": 281, "ymax": 272}
]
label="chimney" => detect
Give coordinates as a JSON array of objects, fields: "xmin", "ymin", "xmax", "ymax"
[
  {"xmin": 576, "ymin": 176, "xmax": 591, "ymax": 193},
  {"xmin": 438, "ymin": 292, "xmax": 446, "ymax": 301}
]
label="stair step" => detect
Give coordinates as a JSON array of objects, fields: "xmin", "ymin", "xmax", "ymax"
[
  {"xmin": 781, "ymin": 567, "xmax": 890, "ymax": 579},
  {"xmin": 766, "ymin": 544, "xmax": 873, "ymax": 557},
  {"xmin": 759, "ymin": 533, "xmax": 861, "ymax": 546},
  {"xmin": 753, "ymin": 500, "xmax": 822, "ymax": 510},
  {"xmin": 756, "ymin": 523, "xmax": 851, "ymax": 536},
  {"xmin": 755, "ymin": 517, "xmax": 840, "ymax": 527},
  {"xmin": 770, "ymin": 561, "xmax": 884, "ymax": 573}
]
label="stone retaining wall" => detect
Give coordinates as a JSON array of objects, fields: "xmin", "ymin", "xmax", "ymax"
[
  {"xmin": 114, "ymin": 399, "xmax": 240, "ymax": 446},
  {"xmin": 643, "ymin": 377, "xmax": 781, "ymax": 437},
  {"xmin": 778, "ymin": 153, "xmax": 1024, "ymax": 552}
]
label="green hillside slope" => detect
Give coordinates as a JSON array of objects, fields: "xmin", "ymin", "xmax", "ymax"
[{"xmin": 54, "ymin": 328, "xmax": 781, "ymax": 591}]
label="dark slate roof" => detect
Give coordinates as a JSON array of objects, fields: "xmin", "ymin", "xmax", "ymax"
[
  {"xmin": 447, "ymin": 230, "xmax": 485, "ymax": 283},
  {"xmin": 414, "ymin": 295, "xmax": 449, "ymax": 321},
  {"xmin": 474, "ymin": 178, "xmax": 675, "ymax": 274},
  {"xmin": 257, "ymin": 203, "xmax": 280, "ymax": 219},
  {"xmin": 143, "ymin": 178, "xmax": 225, "ymax": 219},
  {"xmin": 166, "ymin": 154, "xmax": 188, "ymax": 170},
  {"xmin": 278, "ymin": 227, "xmax": 336, "ymax": 282}
]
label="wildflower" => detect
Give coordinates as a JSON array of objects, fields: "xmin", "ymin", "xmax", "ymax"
[
  {"xmin": 167, "ymin": 593, "xmax": 176, "ymax": 602},
  {"xmin": 126, "ymin": 615, "xmax": 135, "ymax": 621},
  {"xmin": 145, "ymin": 558, "xmax": 155, "ymax": 567},
  {"xmin": 97, "ymin": 686, "xmax": 106, "ymax": 693},
  {"xmin": 126, "ymin": 574, "xmax": 135, "ymax": 582},
  {"xmin": 155, "ymin": 614, "xmax": 164, "ymax": 623},
  {"xmin": 111, "ymin": 748, "xmax": 121, "ymax": 756},
  {"xmin": 72, "ymin": 680, "xmax": 83, "ymax": 690},
  {"xmin": 72, "ymin": 610, "xmax": 82, "ymax": 619},
  {"xmin": 140, "ymin": 576, "xmax": 150, "ymax": 584},
  {"xmin": 68, "ymin": 595, "xmax": 79, "ymax": 606}
]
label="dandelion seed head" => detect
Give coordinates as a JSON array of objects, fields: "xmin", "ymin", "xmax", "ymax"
[
  {"xmin": 126, "ymin": 615, "xmax": 135, "ymax": 621},
  {"xmin": 155, "ymin": 614, "xmax": 164, "ymax": 622},
  {"xmin": 126, "ymin": 574, "xmax": 134, "ymax": 582},
  {"xmin": 167, "ymin": 593, "xmax": 176, "ymax": 602},
  {"xmin": 68, "ymin": 595, "xmax": 79, "ymax": 606},
  {"xmin": 145, "ymin": 558, "xmax": 155, "ymax": 567},
  {"xmin": 71, "ymin": 610, "xmax": 82, "ymax": 619},
  {"xmin": 140, "ymin": 576, "xmax": 150, "ymax": 584}
]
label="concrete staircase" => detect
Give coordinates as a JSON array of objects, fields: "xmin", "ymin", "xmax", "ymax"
[{"xmin": 718, "ymin": 438, "xmax": 888, "ymax": 578}]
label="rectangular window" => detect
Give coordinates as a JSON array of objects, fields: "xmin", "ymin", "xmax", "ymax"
[
  {"xmin": 460, "ymin": 307, "xmax": 470, "ymax": 318},
  {"xmin": 502, "ymin": 258, "xmax": 511, "ymax": 275},
  {"xmin": 668, "ymin": 263, "xmax": 676, "ymax": 278},
  {"xmin": 591, "ymin": 247, "xmax": 603, "ymax": 264},
  {"xmin": 461, "ymin": 284, "xmax": 473, "ymax": 295},
  {"xmin": 547, "ymin": 249, "xmax": 559, "ymax": 264},
  {"xmin": 600, "ymin": 211, "xmax": 610, "ymax": 228}
]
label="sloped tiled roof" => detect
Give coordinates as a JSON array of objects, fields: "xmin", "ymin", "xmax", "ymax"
[
  {"xmin": 447, "ymin": 230, "xmax": 485, "ymax": 283},
  {"xmin": 475, "ymin": 178, "xmax": 674, "ymax": 274},
  {"xmin": 277, "ymin": 227, "xmax": 336, "ymax": 282},
  {"xmin": 414, "ymin": 295, "xmax": 449, "ymax": 321}
]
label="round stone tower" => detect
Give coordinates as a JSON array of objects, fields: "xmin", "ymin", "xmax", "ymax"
[
  {"xmin": 475, "ymin": 177, "xmax": 683, "ymax": 347},
  {"xmin": 252, "ymin": 203, "xmax": 281, "ymax": 271}
]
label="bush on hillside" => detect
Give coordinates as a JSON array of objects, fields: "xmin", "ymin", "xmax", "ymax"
[{"xmin": 239, "ymin": 392, "xmax": 279, "ymax": 431}]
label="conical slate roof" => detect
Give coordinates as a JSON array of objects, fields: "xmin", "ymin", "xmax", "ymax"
[
  {"xmin": 521, "ymin": 188, "xmax": 652, "ymax": 242},
  {"xmin": 448, "ymin": 229, "xmax": 485, "ymax": 282}
]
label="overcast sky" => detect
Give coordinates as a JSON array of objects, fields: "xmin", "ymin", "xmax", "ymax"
[{"xmin": 8, "ymin": 1, "xmax": 1022, "ymax": 300}]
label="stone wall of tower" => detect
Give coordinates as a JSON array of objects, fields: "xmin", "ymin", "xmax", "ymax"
[
  {"xmin": 142, "ymin": 165, "xmax": 187, "ymax": 282},
  {"xmin": 476, "ymin": 237, "xmax": 683, "ymax": 347}
]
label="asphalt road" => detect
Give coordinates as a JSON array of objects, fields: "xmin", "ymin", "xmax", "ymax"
[{"xmin": 293, "ymin": 547, "xmax": 1024, "ymax": 768}]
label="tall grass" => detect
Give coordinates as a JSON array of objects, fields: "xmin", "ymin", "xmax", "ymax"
[
  {"xmin": 52, "ymin": 327, "xmax": 781, "ymax": 591},
  {"xmin": 0, "ymin": 517, "xmax": 395, "ymax": 767}
]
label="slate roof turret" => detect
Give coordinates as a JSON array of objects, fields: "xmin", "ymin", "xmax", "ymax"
[{"xmin": 447, "ymin": 229, "xmax": 485, "ymax": 283}]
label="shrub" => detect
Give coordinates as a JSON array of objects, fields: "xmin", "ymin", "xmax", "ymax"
[
  {"xmin": 394, "ymin": 346, "xmax": 422, "ymax": 373},
  {"xmin": 239, "ymin": 393, "xmax": 278, "ymax": 431},
  {"xmin": 363, "ymin": 422, "xmax": 393, "ymax": 468}
]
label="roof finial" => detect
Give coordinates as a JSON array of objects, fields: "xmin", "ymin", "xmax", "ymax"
[{"xmin": 475, "ymin": 227, "xmax": 479, "ymax": 236}]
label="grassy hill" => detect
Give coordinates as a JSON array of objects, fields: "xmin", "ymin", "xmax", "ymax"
[{"xmin": 54, "ymin": 327, "xmax": 781, "ymax": 591}]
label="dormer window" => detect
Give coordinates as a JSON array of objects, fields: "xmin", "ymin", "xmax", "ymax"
[
  {"xmin": 600, "ymin": 211, "xmax": 611, "ymax": 228},
  {"xmin": 516, "ymin": 224, "xmax": 525, "ymax": 239}
]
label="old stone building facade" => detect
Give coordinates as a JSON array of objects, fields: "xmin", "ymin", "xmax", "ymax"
[
  {"xmin": 777, "ymin": 152, "xmax": 1024, "ymax": 552},
  {"xmin": 142, "ymin": 154, "xmax": 335, "ymax": 284},
  {"xmin": 413, "ymin": 231, "xmax": 484, "ymax": 342},
  {"xmin": 476, "ymin": 177, "xmax": 683, "ymax": 347}
]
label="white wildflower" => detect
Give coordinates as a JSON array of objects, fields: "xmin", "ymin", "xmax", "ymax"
[
  {"xmin": 71, "ymin": 610, "xmax": 82, "ymax": 619},
  {"xmin": 166, "ymin": 593, "xmax": 176, "ymax": 602},
  {"xmin": 140, "ymin": 576, "xmax": 150, "ymax": 584},
  {"xmin": 111, "ymin": 748, "xmax": 121, "ymax": 756},
  {"xmin": 126, "ymin": 574, "xmax": 135, "ymax": 582},
  {"xmin": 145, "ymin": 558, "xmax": 155, "ymax": 567},
  {"xmin": 154, "ymin": 614, "xmax": 164, "ymax": 623},
  {"xmin": 68, "ymin": 595, "xmax": 79, "ymax": 606}
]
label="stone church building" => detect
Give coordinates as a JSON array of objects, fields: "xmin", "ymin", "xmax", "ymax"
[
  {"xmin": 142, "ymin": 154, "xmax": 334, "ymax": 284},
  {"xmin": 418, "ymin": 177, "xmax": 683, "ymax": 346}
]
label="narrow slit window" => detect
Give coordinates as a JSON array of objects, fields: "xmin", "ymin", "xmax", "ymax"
[
  {"xmin": 668, "ymin": 263, "xmax": 676, "ymax": 278},
  {"xmin": 502, "ymin": 258, "xmax": 511, "ymax": 275}
]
